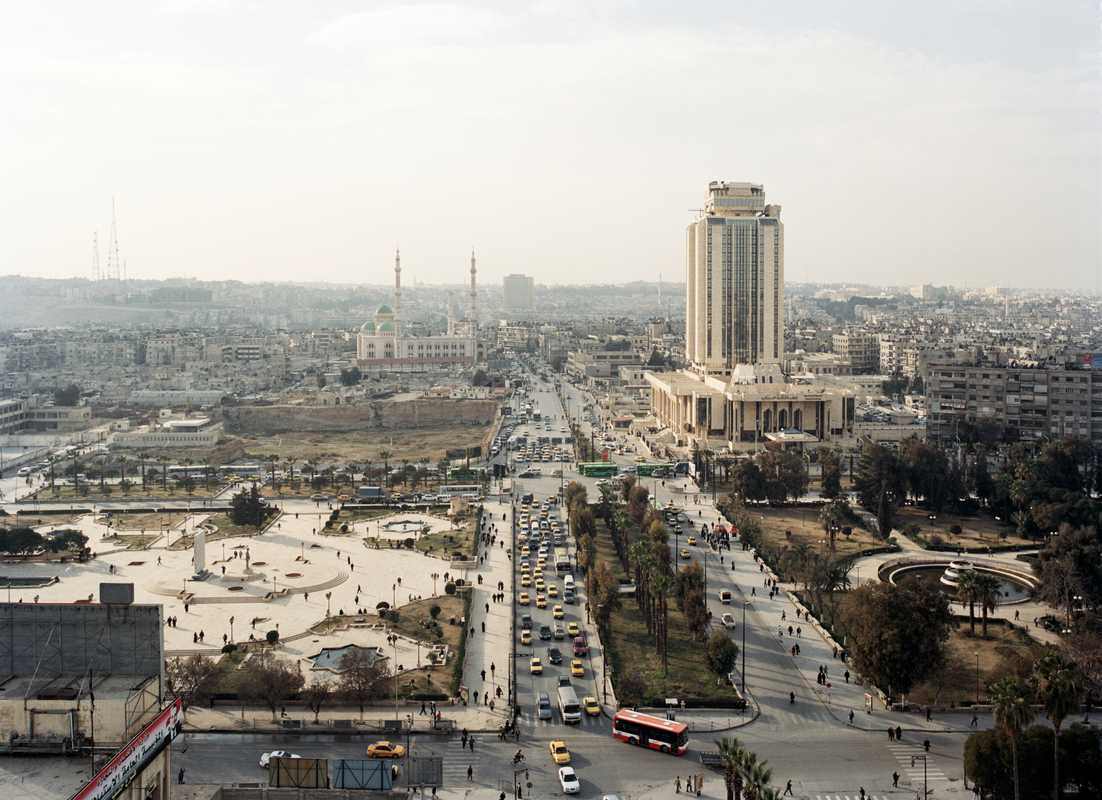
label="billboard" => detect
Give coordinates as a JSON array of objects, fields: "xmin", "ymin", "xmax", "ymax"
[{"xmin": 70, "ymin": 698, "xmax": 182, "ymax": 800}]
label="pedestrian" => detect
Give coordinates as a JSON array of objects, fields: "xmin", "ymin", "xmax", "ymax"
[
  {"xmin": 178, "ymin": 768, "xmax": 185, "ymax": 784},
  {"xmin": 481, "ymin": 669, "xmax": 486, "ymax": 682},
  {"xmin": 896, "ymin": 726, "xmax": 902, "ymax": 741},
  {"xmin": 970, "ymin": 713, "xmax": 979, "ymax": 728},
  {"xmin": 420, "ymin": 701, "xmax": 427, "ymax": 716},
  {"xmin": 481, "ymin": 621, "xmax": 485, "ymax": 633},
  {"xmin": 926, "ymin": 707, "xmax": 932, "ymax": 722},
  {"xmin": 849, "ymin": 710, "xmax": 854, "ymax": 725},
  {"xmin": 467, "ymin": 765, "xmax": 473, "ymax": 781},
  {"xmin": 469, "ymin": 737, "xmax": 475, "ymax": 751},
  {"xmin": 783, "ymin": 780, "xmax": 793, "ymax": 797},
  {"xmin": 859, "ymin": 787, "xmax": 865, "ymax": 800},
  {"xmin": 888, "ymin": 727, "xmax": 895, "ymax": 742},
  {"xmin": 844, "ymin": 670, "xmax": 850, "ymax": 683},
  {"xmin": 892, "ymin": 771, "xmax": 899, "ymax": 788},
  {"xmin": 676, "ymin": 777, "xmax": 681, "ymax": 793},
  {"xmin": 461, "ymin": 729, "xmax": 468, "ymax": 747}
]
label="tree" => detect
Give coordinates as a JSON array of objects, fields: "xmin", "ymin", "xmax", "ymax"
[
  {"xmin": 0, "ymin": 527, "xmax": 45, "ymax": 555},
  {"xmin": 707, "ymin": 630, "xmax": 739, "ymax": 676},
  {"xmin": 838, "ymin": 582, "xmax": 953, "ymax": 697},
  {"xmin": 166, "ymin": 654, "xmax": 219, "ymax": 712},
  {"xmin": 339, "ymin": 367, "xmax": 362, "ymax": 386},
  {"xmin": 956, "ymin": 570, "xmax": 980, "ymax": 636},
  {"xmin": 301, "ymin": 679, "xmax": 332, "ymax": 724},
  {"xmin": 242, "ymin": 651, "xmax": 305, "ymax": 721},
  {"xmin": 337, "ymin": 648, "xmax": 386, "ymax": 717},
  {"xmin": 819, "ymin": 448, "xmax": 842, "ymax": 500},
  {"xmin": 716, "ymin": 736, "xmax": 748, "ymax": 800},
  {"xmin": 378, "ymin": 450, "xmax": 392, "ymax": 489},
  {"xmin": 854, "ymin": 442, "xmax": 905, "ymax": 537},
  {"xmin": 973, "ymin": 572, "xmax": 1002, "ymax": 637},
  {"xmin": 973, "ymin": 446, "xmax": 995, "ymax": 506},
  {"xmin": 1034, "ymin": 654, "xmax": 1085, "ymax": 800},
  {"xmin": 991, "ymin": 676, "xmax": 1036, "ymax": 800},
  {"xmin": 316, "ymin": 373, "xmax": 327, "ymax": 388},
  {"xmin": 53, "ymin": 383, "xmax": 81, "ymax": 406},
  {"xmin": 755, "ymin": 448, "xmax": 807, "ymax": 506},
  {"xmin": 627, "ymin": 484, "xmax": 650, "ymax": 524},
  {"xmin": 230, "ymin": 484, "xmax": 272, "ymax": 527}
]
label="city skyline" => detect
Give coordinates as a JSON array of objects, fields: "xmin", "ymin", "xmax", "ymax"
[{"xmin": 1, "ymin": 1, "xmax": 1098, "ymax": 290}]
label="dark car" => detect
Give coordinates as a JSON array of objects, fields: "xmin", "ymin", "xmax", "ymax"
[
  {"xmin": 547, "ymin": 647, "xmax": 563, "ymax": 665},
  {"xmin": 539, "ymin": 625, "xmax": 553, "ymax": 640},
  {"xmin": 521, "ymin": 614, "xmax": 533, "ymax": 630}
]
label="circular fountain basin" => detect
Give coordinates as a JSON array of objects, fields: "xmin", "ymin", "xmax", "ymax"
[
  {"xmin": 382, "ymin": 519, "xmax": 426, "ymax": 534},
  {"xmin": 886, "ymin": 562, "xmax": 1035, "ymax": 604}
]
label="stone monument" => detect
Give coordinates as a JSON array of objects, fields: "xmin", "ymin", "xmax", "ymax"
[{"xmin": 192, "ymin": 529, "xmax": 211, "ymax": 580}]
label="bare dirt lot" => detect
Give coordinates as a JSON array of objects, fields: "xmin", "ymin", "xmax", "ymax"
[
  {"xmin": 896, "ymin": 505, "xmax": 1032, "ymax": 550},
  {"xmin": 753, "ymin": 505, "xmax": 882, "ymax": 558},
  {"xmin": 234, "ymin": 427, "xmax": 492, "ymax": 464}
]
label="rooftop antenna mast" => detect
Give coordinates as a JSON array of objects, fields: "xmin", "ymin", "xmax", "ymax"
[
  {"xmin": 109, "ymin": 197, "xmax": 121, "ymax": 281},
  {"xmin": 92, "ymin": 232, "xmax": 100, "ymax": 282}
]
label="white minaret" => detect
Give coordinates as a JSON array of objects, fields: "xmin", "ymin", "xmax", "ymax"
[
  {"xmin": 394, "ymin": 247, "xmax": 402, "ymax": 348},
  {"xmin": 469, "ymin": 249, "xmax": 478, "ymax": 329}
]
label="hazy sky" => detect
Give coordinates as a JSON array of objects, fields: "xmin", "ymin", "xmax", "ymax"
[{"xmin": 1, "ymin": 1, "xmax": 1098, "ymax": 289}]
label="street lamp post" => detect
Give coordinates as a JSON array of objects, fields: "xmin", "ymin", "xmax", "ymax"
[
  {"xmin": 326, "ymin": 591, "xmax": 332, "ymax": 618},
  {"xmin": 912, "ymin": 755, "xmax": 928, "ymax": 799},
  {"xmin": 229, "ymin": 615, "xmax": 235, "ymax": 643},
  {"xmin": 387, "ymin": 633, "xmax": 400, "ymax": 721},
  {"xmin": 975, "ymin": 650, "xmax": 980, "ymax": 705}
]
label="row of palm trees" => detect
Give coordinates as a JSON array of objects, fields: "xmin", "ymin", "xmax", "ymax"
[
  {"xmin": 956, "ymin": 569, "xmax": 1002, "ymax": 637},
  {"xmin": 716, "ymin": 736, "xmax": 781, "ymax": 800},
  {"xmin": 989, "ymin": 653, "xmax": 1086, "ymax": 800}
]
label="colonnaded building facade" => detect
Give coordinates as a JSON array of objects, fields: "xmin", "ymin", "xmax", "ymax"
[
  {"xmin": 647, "ymin": 181, "xmax": 854, "ymax": 452},
  {"xmin": 356, "ymin": 249, "xmax": 478, "ymax": 366}
]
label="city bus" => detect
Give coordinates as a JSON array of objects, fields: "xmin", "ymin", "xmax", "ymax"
[
  {"xmin": 611, "ymin": 709, "xmax": 688, "ymax": 755},
  {"xmin": 635, "ymin": 462, "xmax": 673, "ymax": 477},
  {"xmin": 578, "ymin": 462, "xmax": 618, "ymax": 478},
  {"xmin": 438, "ymin": 484, "xmax": 482, "ymax": 499}
]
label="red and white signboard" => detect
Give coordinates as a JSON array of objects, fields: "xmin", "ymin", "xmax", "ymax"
[{"xmin": 71, "ymin": 698, "xmax": 183, "ymax": 800}]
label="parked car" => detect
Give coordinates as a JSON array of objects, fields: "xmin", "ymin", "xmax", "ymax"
[{"xmin": 259, "ymin": 750, "xmax": 300, "ymax": 768}]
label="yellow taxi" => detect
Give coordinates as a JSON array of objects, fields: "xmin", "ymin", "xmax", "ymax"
[
  {"xmin": 535, "ymin": 594, "xmax": 547, "ymax": 609},
  {"xmin": 687, "ymin": 536, "xmax": 697, "ymax": 546},
  {"xmin": 566, "ymin": 622, "xmax": 580, "ymax": 636},
  {"xmin": 521, "ymin": 546, "xmax": 531, "ymax": 557},
  {"xmin": 535, "ymin": 579, "xmax": 546, "ymax": 591},
  {"xmin": 366, "ymin": 741, "xmax": 406, "ymax": 759},
  {"xmin": 583, "ymin": 696, "xmax": 601, "ymax": 716},
  {"xmin": 529, "ymin": 657, "xmax": 543, "ymax": 675},
  {"xmin": 571, "ymin": 659, "xmax": 585, "ymax": 677},
  {"xmin": 679, "ymin": 548, "xmax": 690, "ymax": 559},
  {"xmin": 548, "ymin": 585, "xmax": 559, "ymax": 598},
  {"xmin": 520, "ymin": 574, "xmax": 532, "ymax": 587},
  {"xmin": 519, "ymin": 592, "xmax": 530, "ymax": 605},
  {"xmin": 536, "ymin": 557, "xmax": 547, "ymax": 569},
  {"xmin": 549, "ymin": 740, "xmax": 571, "ymax": 765},
  {"xmin": 533, "ymin": 567, "xmax": 544, "ymax": 579},
  {"xmin": 552, "ymin": 605, "xmax": 565, "ymax": 619},
  {"xmin": 521, "ymin": 562, "xmax": 530, "ymax": 573}
]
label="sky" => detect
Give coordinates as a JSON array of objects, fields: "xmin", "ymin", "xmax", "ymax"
[{"xmin": 0, "ymin": 1, "xmax": 1099, "ymax": 290}]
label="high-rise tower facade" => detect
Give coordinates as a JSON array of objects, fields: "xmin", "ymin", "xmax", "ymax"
[{"xmin": 685, "ymin": 181, "xmax": 783, "ymax": 375}]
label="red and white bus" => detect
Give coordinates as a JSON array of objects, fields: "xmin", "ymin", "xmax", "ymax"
[{"xmin": 611, "ymin": 709, "xmax": 688, "ymax": 755}]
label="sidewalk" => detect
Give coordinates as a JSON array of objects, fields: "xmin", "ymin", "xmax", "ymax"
[{"xmin": 180, "ymin": 701, "xmax": 504, "ymax": 734}]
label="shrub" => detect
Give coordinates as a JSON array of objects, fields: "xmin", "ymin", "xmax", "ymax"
[
  {"xmin": 403, "ymin": 538, "xmax": 415, "ymax": 549},
  {"xmin": 444, "ymin": 582, "xmax": 457, "ymax": 595},
  {"xmin": 265, "ymin": 629, "xmax": 279, "ymax": 644},
  {"xmin": 340, "ymin": 523, "xmax": 349, "ymax": 533},
  {"xmin": 221, "ymin": 643, "xmax": 238, "ymax": 654},
  {"xmin": 842, "ymin": 526, "xmax": 853, "ymax": 536},
  {"xmin": 949, "ymin": 524, "xmax": 962, "ymax": 535},
  {"xmin": 429, "ymin": 604, "xmax": 442, "ymax": 619}
]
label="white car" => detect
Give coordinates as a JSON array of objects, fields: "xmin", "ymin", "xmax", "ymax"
[
  {"xmin": 259, "ymin": 750, "xmax": 301, "ymax": 768},
  {"xmin": 558, "ymin": 766, "xmax": 581, "ymax": 794},
  {"xmin": 721, "ymin": 613, "xmax": 736, "ymax": 629}
]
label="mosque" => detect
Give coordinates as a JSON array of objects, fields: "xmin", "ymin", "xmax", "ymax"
[{"xmin": 356, "ymin": 249, "xmax": 478, "ymax": 366}]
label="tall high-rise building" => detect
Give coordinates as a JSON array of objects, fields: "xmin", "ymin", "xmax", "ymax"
[
  {"xmin": 685, "ymin": 181, "xmax": 784, "ymax": 374},
  {"xmin": 503, "ymin": 273, "xmax": 535, "ymax": 313}
]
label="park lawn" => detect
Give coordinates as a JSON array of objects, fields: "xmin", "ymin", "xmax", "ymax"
[
  {"xmin": 104, "ymin": 532, "xmax": 163, "ymax": 550},
  {"xmin": 415, "ymin": 517, "xmax": 477, "ymax": 559},
  {"xmin": 98, "ymin": 511, "xmax": 189, "ymax": 531},
  {"xmin": 908, "ymin": 620, "xmax": 1045, "ymax": 706},
  {"xmin": 387, "ymin": 595, "xmax": 465, "ymax": 648},
  {"xmin": 895, "ymin": 505, "xmax": 1031, "ymax": 550},
  {"xmin": 753, "ymin": 505, "xmax": 882, "ymax": 559},
  {"xmin": 594, "ymin": 519, "xmax": 742, "ymax": 705},
  {"xmin": 31, "ymin": 483, "xmax": 222, "ymax": 502},
  {"xmin": 166, "ymin": 511, "xmax": 280, "ymax": 550},
  {"xmin": 5, "ymin": 512, "xmax": 85, "ymax": 528}
]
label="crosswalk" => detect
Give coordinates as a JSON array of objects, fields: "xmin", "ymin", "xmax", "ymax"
[
  {"xmin": 439, "ymin": 736, "xmax": 483, "ymax": 784},
  {"xmin": 886, "ymin": 741, "xmax": 951, "ymax": 790},
  {"xmin": 515, "ymin": 710, "xmax": 607, "ymax": 729},
  {"xmin": 758, "ymin": 707, "xmax": 839, "ymax": 727},
  {"xmin": 813, "ymin": 795, "xmax": 889, "ymax": 800}
]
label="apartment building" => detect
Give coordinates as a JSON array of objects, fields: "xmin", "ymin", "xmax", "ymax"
[
  {"xmin": 926, "ymin": 360, "xmax": 1101, "ymax": 444},
  {"xmin": 832, "ymin": 330, "xmax": 880, "ymax": 373}
]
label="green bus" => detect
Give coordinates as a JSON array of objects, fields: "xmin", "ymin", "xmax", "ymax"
[
  {"xmin": 579, "ymin": 462, "xmax": 618, "ymax": 478},
  {"xmin": 636, "ymin": 462, "xmax": 673, "ymax": 477}
]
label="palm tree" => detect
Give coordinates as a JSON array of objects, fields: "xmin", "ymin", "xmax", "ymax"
[
  {"xmin": 956, "ymin": 570, "xmax": 979, "ymax": 636},
  {"xmin": 379, "ymin": 450, "xmax": 393, "ymax": 489},
  {"xmin": 990, "ymin": 676, "xmax": 1035, "ymax": 800},
  {"xmin": 973, "ymin": 572, "xmax": 1001, "ymax": 637},
  {"xmin": 1034, "ymin": 654, "xmax": 1084, "ymax": 800},
  {"xmin": 744, "ymin": 759, "xmax": 773, "ymax": 800},
  {"xmin": 715, "ymin": 737, "xmax": 747, "ymax": 800}
]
